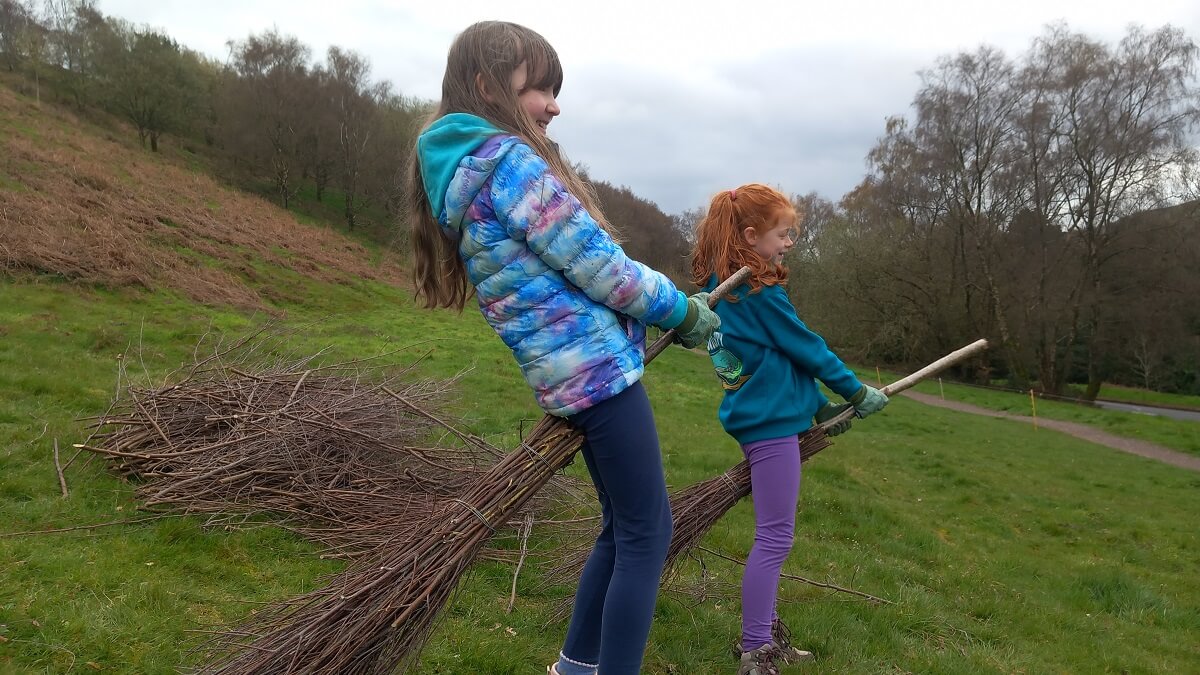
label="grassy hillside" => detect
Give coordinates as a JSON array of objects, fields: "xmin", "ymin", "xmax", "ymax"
[
  {"xmin": 0, "ymin": 80, "xmax": 402, "ymax": 311},
  {"xmin": 3, "ymin": 83, "xmax": 1199, "ymax": 674}
]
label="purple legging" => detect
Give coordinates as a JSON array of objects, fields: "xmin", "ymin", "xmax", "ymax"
[{"xmin": 740, "ymin": 434, "xmax": 801, "ymax": 650}]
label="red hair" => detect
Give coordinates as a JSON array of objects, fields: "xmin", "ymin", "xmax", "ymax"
[{"xmin": 690, "ymin": 183, "xmax": 796, "ymax": 292}]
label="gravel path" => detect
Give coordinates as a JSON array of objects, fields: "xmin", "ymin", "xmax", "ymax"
[{"xmin": 901, "ymin": 391, "xmax": 1200, "ymax": 472}]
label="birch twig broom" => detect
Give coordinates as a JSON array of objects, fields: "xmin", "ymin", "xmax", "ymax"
[
  {"xmin": 199, "ymin": 268, "xmax": 754, "ymax": 674},
  {"xmin": 659, "ymin": 339, "xmax": 991, "ymax": 579}
]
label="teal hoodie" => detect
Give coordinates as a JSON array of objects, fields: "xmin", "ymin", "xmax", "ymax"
[
  {"xmin": 704, "ymin": 278, "xmax": 864, "ymax": 444},
  {"xmin": 417, "ymin": 113, "xmax": 501, "ymax": 218}
]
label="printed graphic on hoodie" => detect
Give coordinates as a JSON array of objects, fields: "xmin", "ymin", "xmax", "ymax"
[{"xmin": 708, "ymin": 331, "xmax": 749, "ymax": 390}]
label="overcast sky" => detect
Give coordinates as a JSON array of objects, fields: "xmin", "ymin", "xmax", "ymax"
[{"xmin": 100, "ymin": 0, "xmax": 1200, "ymax": 215}]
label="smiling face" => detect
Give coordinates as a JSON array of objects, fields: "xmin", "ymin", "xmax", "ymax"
[
  {"xmin": 511, "ymin": 61, "xmax": 560, "ymax": 135},
  {"xmin": 742, "ymin": 211, "xmax": 797, "ymax": 266}
]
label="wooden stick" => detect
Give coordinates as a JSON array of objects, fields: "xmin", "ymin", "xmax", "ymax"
[
  {"xmin": 882, "ymin": 339, "xmax": 989, "ymax": 396},
  {"xmin": 0, "ymin": 513, "xmax": 183, "ymax": 538},
  {"xmin": 644, "ymin": 267, "xmax": 752, "ymax": 362},
  {"xmin": 53, "ymin": 439, "xmax": 69, "ymax": 498},
  {"xmin": 695, "ymin": 546, "xmax": 891, "ymax": 604},
  {"xmin": 506, "ymin": 513, "xmax": 534, "ymax": 614},
  {"xmin": 819, "ymin": 339, "xmax": 991, "ymax": 429}
]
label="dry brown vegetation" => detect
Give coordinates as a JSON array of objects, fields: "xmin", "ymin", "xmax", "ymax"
[{"xmin": 0, "ymin": 84, "xmax": 405, "ymax": 309}]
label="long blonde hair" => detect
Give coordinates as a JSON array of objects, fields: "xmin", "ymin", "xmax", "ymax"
[
  {"xmin": 408, "ymin": 21, "xmax": 613, "ymax": 310},
  {"xmin": 691, "ymin": 183, "xmax": 795, "ymax": 291}
]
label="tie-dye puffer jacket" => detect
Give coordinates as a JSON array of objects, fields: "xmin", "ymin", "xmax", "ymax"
[{"xmin": 428, "ymin": 131, "xmax": 686, "ymax": 416}]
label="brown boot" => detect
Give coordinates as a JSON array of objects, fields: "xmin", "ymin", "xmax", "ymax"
[
  {"xmin": 771, "ymin": 618, "xmax": 814, "ymax": 664},
  {"xmin": 736, "ymin": 642, "xmax": 781, "ymax": 675},
  {"xmin": 732, "ymin": 621, "xmax": 815, "ymax": 666}
]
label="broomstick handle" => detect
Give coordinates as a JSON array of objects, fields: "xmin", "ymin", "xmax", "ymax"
[
  {"xmin": 644, "ymin": 266, "xmax": 751, "ymax": 364},
  {"xmin": 881, "ymin": 338, "xmax": 989, "ymax": 396},
  {"xmin": 822, "ymin": 338, "xmax": 990, "ymax": 428}
]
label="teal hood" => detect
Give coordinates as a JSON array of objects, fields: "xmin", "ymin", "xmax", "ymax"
[{"xmin": 417, "ymin": 113, "xmax": 502, "ymax": 217}]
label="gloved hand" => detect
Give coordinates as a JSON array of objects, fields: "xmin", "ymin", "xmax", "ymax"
[
  {"xmin": 849, "ymin": 384, "xmax": 889, "ymax": 418},
  {"xmin": 673, "ymin": 292, "xmax": 720, "ymax": 349},
  {"xmin": 814, "ymin": 402, "xmax": 854, "ymax": 436}
]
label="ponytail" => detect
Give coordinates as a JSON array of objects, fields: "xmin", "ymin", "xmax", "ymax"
[{"xmin": 690, "ymin": 184, "xmax": 794, "ymax": 292}]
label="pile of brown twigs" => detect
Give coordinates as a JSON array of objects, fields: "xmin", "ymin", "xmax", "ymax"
[{"xmin": 79, "ymin": 328, "xmax": 593, "ymax": 561}]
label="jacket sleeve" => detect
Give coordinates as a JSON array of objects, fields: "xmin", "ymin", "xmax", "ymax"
[
  {"xmin": 756, "ymin": 286, "xmax": 864, "ymax": 401},
  {"xmin": 489, "ymin": 142, "xmax": 685, "ymax": 326}
]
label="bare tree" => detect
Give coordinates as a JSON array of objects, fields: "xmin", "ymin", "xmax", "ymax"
[
  {"xmin": 224, "ymin": 30, "xmax": 313, "ymax": 208},
  {"xmin": 324, "ymin": 46, "xmax": 381, "ymax": 231},
  {"xmin": 368, "ymin": 91, "xmax": 425, "ymax": 222},
  {"xmin": 851, "ymin": 116, "xmax": 969, "ymax": 364},
  {"xmin": 301, "ymin": 64, "xmax": 337, "ymax": 203},
  {"xmin": 911, "ymin": 47, "xmax": 1027, "ymax": 379},
  {"xmin": 670, "ymin": 206, "xmax": 705, "ymax": 244},
  {"xmin": 0, "ymin": 0, "xmax": 34, "ymax": 73},
  {"xmin": 40, "ymin": 0, "xmax": 103, "ymax": 107},
  {"xmin": 1031, "ymin": 24, "xmax": 1200, "ymax": 397},
  {"xmin": 9, "ymin": 1, "xmax": 49, "ymax": 102},
  {"xmin": 790, "ymin": 192, "xmax": 837, "ymax": 260},
  {"xmin": 97, "ymin": 23, "xmax": 200, "ymax": 151}
]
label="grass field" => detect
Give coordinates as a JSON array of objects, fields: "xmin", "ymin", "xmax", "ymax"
[
  {"xmin": 1093, "ymin": 384, "xmax": 1200, "ymax": 411},
  {"xmin": 885, "ymin": 372, "xmax": 1200, "ymax": 458},
  {"xmin": 984, "ymin": 379, "xmax": 1200, "ymax": 412},
  {"xmin": 3, "ymin": 276, "xmax": 1199, "ymax": 674}
]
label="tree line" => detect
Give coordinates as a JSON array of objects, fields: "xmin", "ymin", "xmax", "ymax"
[{"xmin": 787, "ymin": 24, "xmax": 1200, "ymax": 397}]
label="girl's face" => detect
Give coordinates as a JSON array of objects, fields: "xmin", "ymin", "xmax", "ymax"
[
  {"xmin": 511, "ymin": 61, "xmax": 560, "ymax": 135},
  {"xmin": 743, "ymin": 212, "xmax": 797, "ymax": 266}
]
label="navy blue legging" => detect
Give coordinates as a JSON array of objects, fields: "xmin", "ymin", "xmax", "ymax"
[{"xmin": 559, "ymin": 380, "xmax": 673, "ymax": 674}]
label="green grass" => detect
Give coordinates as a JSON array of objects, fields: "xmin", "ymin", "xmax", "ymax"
[
  {"xmin": 229, "ymin": 178, "xmax": 398, "ymax": 253},
  {"xmin": 882, "ymin": 371, "xmax": 1200, "ymax": 458},
  {"xmin": 1095, "ymin": 383, "xmax": 1200, "ymax": 410},
  {"xmin": 989, "ymin": 378, "xmax": 1200, "ymax": 411},
  {"xmin": 3, "ymin": 277, "xmax": 1199, "ymax": 673},
  {"xmin": 0, "ymin": 169, "xmax": 23, "ymax": 191}
]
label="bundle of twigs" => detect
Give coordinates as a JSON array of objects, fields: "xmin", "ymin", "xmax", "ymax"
[
  {"xmin": 197, "ymin": 268, "xmax": 754, "ymax": 674},
  {"xmin": 539, "ymin": 431, "xmax": 830, "ymax": 605},
  {"xmin": 545, "ymin": 340, "xmax": 991, "ymax": 592},
  {"xmin": 78, "ymin": 328, "xmax": 591, "ymax": 560}
]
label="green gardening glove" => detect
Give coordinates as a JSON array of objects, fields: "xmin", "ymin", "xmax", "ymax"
[
  {"xmin": 814, "ymin": 402, "xmax": 853, "ymax": 436},
  {"xmin": 673, "ymin": 292, "xmax": 721, "ymax": 349},
  {"xmin": 849, "ymin": 384, "xmax": 889, "ymax": 418}
]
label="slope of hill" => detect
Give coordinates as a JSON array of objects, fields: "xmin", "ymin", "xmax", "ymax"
[{"xmin": 0, "ymin": 82, "xmax": 403, "ymax": 310}]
